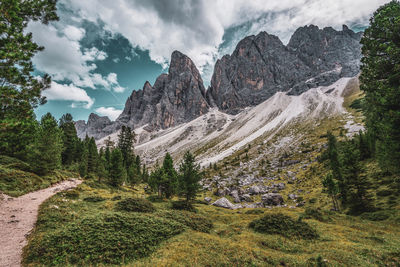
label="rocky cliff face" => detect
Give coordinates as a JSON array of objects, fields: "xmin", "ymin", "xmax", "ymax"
[
  {"xmin": 75, "ymin": 113, "xmax": 118, "ymax": 140},
  {"xmin": 117, "ymin": 50, "xmax": 209, "ymax": 130},
  {"xmin": 76, "ymin": 25, "xmax": 362, "ymax": 139},
  {"xmin": 207, "ymin": 25, "xmax": 362, "ymax": 114}
]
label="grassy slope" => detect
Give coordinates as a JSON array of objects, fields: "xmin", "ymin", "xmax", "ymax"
[
  {"xmin": 22, "ymin": 81, "xmax": 400, "ymax": 266},
  {"xmin": 0, "ymin": 156, "xmax": 77, "ymax": 197}
]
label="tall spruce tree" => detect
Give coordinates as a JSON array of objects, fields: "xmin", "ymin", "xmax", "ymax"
[
  {"xmin": 31, "ymin": 113, "xmax": 63, "ymax": 175},
  {"xmin": 326, "ymin": 132, "xmax": 346, "ymax": 203},
  {"xmin": 162, "ymin": 153, "xmax": 178, "ymax": 198},
  {"xmin": 109, "ymin": 148, "xmax": 125, "ymax": 187},
  {"xmin": 87, "ymin": 137, "xmax": 98, "ymax": 174},
  {"xmin": 178, "ymin": 151, "xmax": 202, "ymax": 204},
  {"xmin": 0, "ymin": 0, "xmax": 58, "ymax": 159},
  {"xmin": 59, "ymin": 113, "xmax": 78, "ymax": 165},
  {"xmin": 360, "ymin": 0, "xmax": 400, "ymax": 174}
]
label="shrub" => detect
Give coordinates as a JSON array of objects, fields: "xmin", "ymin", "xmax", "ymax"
[
  {"xmin": 0, "ymin": 155, "xmax": 33, "ymax": 172},
  {"xmin": 249, "ymin": 213, "xmax": 319, "ymax": 240},
  {"xmin": 376, "ymin": 189, "xmax": 393, "ymax": 197},
  {"xmin": 157, "ymin": 210, "xmax": 213, "ymax": 233},
  {"xmin": 146, "ymin": 195, "xmax": 165, "ymax": 202},
  {"xmin": 170, "ymin": 200, "xmax": 196, "ymax": 212},
  {"xmin": 301, "ymin": 207, "xmax": 330, "ymax": 222},
  {"xmin": 83, "ymin": 196, "xmax": 106, "ymax": 202},
  {"xmin": 115, "ymin": 198, "xmax": 155, "ymax": 213},
  {"xmin": 64, "ymin": 190, "xmax": 80, "ymax": 199},
  {"xmin": 111, "ymin": 195, "xmax": 122, "ymax": 201},
  {"xmin": 360, "ymin": 210, "xmax": 391, "ymax": 221},
  {"xmin": 245, "ymin": 209, "xmax": 264, "ymax": 215},
  {"xmin": 23, "ymin": 212, "xmax": 184, "ymax": 266}
]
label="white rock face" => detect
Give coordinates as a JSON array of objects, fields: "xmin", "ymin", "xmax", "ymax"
[{"xmin": 212, "ymin": 197, "xmax": 242, "ymax": 210}]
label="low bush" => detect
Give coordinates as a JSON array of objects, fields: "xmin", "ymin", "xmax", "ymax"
[
  {"xmin": 115, "ymin": 198, "xmax": 155, "ymax": 213},
  {"xmin": 64, "ymin": 190, "xmax": 80, "ymax": 199},
  {"xmin": 146, "ymin": 195, "xmax": 165, "ymax": 202},
  {"xmin": 360, "ymin": 210, "xmax": 392, "ymax": 221},
  {"xmin": 23, "ymin": 212, "xmax": 185, "ymax": 266},
  {"xmin": 170, "ymin": 200, "xmax": 196, "ymax": 212},
  {"xmin": 376, "ymin": 189, "xmax": 393, "ymax": 197},
  {"xmin": 249, "ymin": 213, "xmax": 319, "ymax": 240},
  {"xmin": 157, "ymin": 210, "xmax": 213, "ymax": 233},
  {"xmin": 83, "ymin": 196, "xmax": 106, "ymax": 202},
  {"xmin": 111, "ymin": 195, "xmax": 122, "ymax": 201},
  {"xmin": 0, "ymin": 155, "xmax": 33, "ymax": 172},
  {"xmin": 0, "ymin": 166, "xmax": 44, "ymax": 197},
  {"xmin": 245, "ymin": 209, "xmax": 264, "ymax": 215},
  {"xmin": 301, "ymin": 207, "xmax": 330, "ymax": 222}
]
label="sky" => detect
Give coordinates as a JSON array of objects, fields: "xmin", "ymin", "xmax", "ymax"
[{"xmin": 30, "ymin": 0, "xmax": 391, "ymax": 122}]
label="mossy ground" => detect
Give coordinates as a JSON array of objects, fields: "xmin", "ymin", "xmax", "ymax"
[
  {"xmin": 0, "ymin": 155, "xmax": 77, "ymax": 197},
  {"xmin": 21, "ymin": 181, "xmax": 400, "ymax": 267}
]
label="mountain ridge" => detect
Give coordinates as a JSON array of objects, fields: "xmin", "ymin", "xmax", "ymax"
[{"xmin": 75, "ymin": 24, "xmax": 362, "ymax": 140}]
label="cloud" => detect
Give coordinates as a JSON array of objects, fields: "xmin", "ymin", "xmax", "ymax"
[
  {"xmin": 27, "ymin": 21, "xmax": 121, "ymax": 91},
  {"xmin": 113, "ymin": 85, "xmax": 126, "ymax": 93},
  {"xmin": 61, "ymin": 0, "xmax": 389, "ymax": 80},
  {"xmin": 64, "ymin": 25, "xmax": 85, "ymax": 41},
  {"xmin": 43, "ymin": 82, "xmax": 95, "ymax": 109},
  {"xmin": 95, "ymin": 107, "xmax": 123, "ymax": 120},
  {"xmin": 106, "ymin": 73, "xmax": 118, "ymax": 84}
]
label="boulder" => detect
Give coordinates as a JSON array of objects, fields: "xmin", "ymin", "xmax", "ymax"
[
  {"xmin": 230, "ymin": 190, "xmax": 241, "ymax": 203},
  {"xmin": 240, "ymin": 194, "xmax": 253, "ymax": 202},
  {"xmin": 212, "ymin": 197, "xmax": 242, "ymax": 209},
  {"xmin": 288, "ymin": 194, "xmax": 298, "ymax": 200},
  {"xmin": 249, "ymin": 185, "xmax": 261, "ymax": 195},
  {"xmin": 261, "ymin": 193, "xmax": 284, "ymax": 206},
  {"xmin": 204, "ymin": 197, "xmax": 212, "ymax": 203}
]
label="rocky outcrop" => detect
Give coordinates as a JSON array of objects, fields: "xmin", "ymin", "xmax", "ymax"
[
  {"xmin": 261, "ymin": 193, "xmax": 284, "ymax": 206},
  {"xmin": 212, "ymin": 197, "xmax": 242, "ymax": 209},
  {"xmin": 75, "ymin": 113, "xmax": 118, "ymax": 140},
  {"xmin": 207, "ymin": 25, "xmax": 362, "ymax": 114},
  {"xmin": 117, "ymin": 51, "xmax": 209, "ymax": 130}
]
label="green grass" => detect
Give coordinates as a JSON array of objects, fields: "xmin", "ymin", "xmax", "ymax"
[{"xmin": 0, "ymin": 161, "xmax": 77, "ymax": 197}]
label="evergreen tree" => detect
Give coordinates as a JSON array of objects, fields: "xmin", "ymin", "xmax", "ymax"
[
  {"xmin": 59, "ymin": 113, "xmax": 78, "ymax": 165},
  {"xmin": 360, "ymin": 0, "xmax": 400, "ymax": 174},
  {"xmin": 340, "ymin": 141, "xmax": 373, "ymax": 214},
  {"xmin": 31, "ymin": 113, "xmax": 63, "ymax": 175},
  {"xmin": 161, "ymin": 153, "xmax": 177, "ymax": 198},
  {"xmin": 117, "ymin": 126, "xmax": 136, "ymax": 168},
  {"xmin": 0, "ymin": 0, "xmax": 58, "ymax": 159},
  {"xmin": 78, "ymin": 146, "xmax": 88, "ymax": 178},
  {"xmin": 87, "ymin": 137, "xmax": 98, "ymax": 174},
  {"xmin": 109, "ymin": 148, "xmax": 125, "ymax": 187},
  {"xmin": 149, "ymin": 166, "xmax": 164, "ymax": 197},
  {"xmin": 326, "ymin": 132, "xmax": 346, "ymax": 203},
  {"xmin": 322, "ymin": 172, "xmax": 340, "ymax": 211},
  {"xmin": 104, "ymin": 146, "xmax": 112, "ymax": 173},
  {"xmin": 178, "ymin": 151, "xmax": 202, "ymax": 204}
]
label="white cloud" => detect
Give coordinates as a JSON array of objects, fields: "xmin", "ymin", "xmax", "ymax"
[
  {"xmin": 43, "ymin": 82, "xmax": 95, "ymax": 109},
  {"xmin": 112, "ymin": 57, "xmax": 120, "ymax": 63},
  {"xmin": 27, "ymin": 21, "xmax": 119, "ymax": 91},
  {"xmin": 95, "ymin": 107, "xmax": 123, "ymax": 120},
  {"xmin": 61, "ymin": 0, "xmax": 389, "ymax": 80},
  {"xmin": 106, "ymin": 73, "xmax": 118, "ymax": 84},
  {"xmin": 64, "ymin": 25, "xmax": 85, "ymax": 41},
  {"xmin": 82, "ymin": 47, "xmax": 108, "ymax": 61},
  {"xmin": 113, "ymin": 85, "xmax": 126, "ymax": 93}
]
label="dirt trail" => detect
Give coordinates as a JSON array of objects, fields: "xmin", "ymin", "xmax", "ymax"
[{"xmin": 0, "ymin": 179, "xmax": 82, "ymax": 267}]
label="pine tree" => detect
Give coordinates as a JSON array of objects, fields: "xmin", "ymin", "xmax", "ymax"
[
  {"xmin": 87, "ymin": 137, "xmax": 98, "ymax": 174},
  {"xmin": 326, "ymin": 132, "xmax": 346, "ymax": 203},
  {"xmin": 149, "ymin": 166, "xmax": 164, "ymax": 197},
  {"xmin": 0, "ymin": 0, "xmax": 58, "ymax": 159},
  {"xmin": 117, "ymin": 126, "xmax": 136, "ymax": 168},
  {"xmin": 109, "ymin": 148, "xmax": 125, "ymax": 187},
  {"xmin": 360, "ymin": 0, "xmax": 400, "ymax": 174},
  {"xmin": 30, "ymin": 113, "xmax": 63, "ymax": 175},
  {"xmin": 340, "ymin": 141, "xmax": 373, "ymax": 214},
  {"xmin": 178, "ymin": 151, "xmax": 202, "ymax": 204},
  {"xmin": 322, "ymin": 172, "xmax": 340, "ymax": 211},
  {"xmin": 162, "ymin": 153, "xmax": 178, "ymax": 198},
  {"xmin": 59, "ymin": 113, "xmax": 78, "ymax": 165}
]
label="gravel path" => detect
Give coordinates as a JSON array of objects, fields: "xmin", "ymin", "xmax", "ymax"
[{"xmin": 0, "ymin": 179, "xmax": 82, "ymax": 267}]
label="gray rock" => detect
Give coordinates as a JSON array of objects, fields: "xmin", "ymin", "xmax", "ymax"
[
  {"xmin": 261, "ymin": 193, "xmax": 284, "ymax": 206},
  {"xmin": 204, "ymin": 197, "xmax": 212, "ymax": 203},
  {"xmin": 273, "ymin": 183, "xmax": 286, "ymax": 190},
  {"xmin": 249, "ymin": 185, "xmax": 261, "ymax": 195},
  {"xmin": 288, "ymin": 194, "xmax": 298, "ymax": 200},
  {"xmin": 230, "ymin": 190, "xmax": 241, "ymax": 203},
  {"xmin": 296, "ymin": 201, "xmax": 306, "ymax": 207},
  {"xmin": 207, "ymin": 25, "xmax": 362, "ymax": 114},
  {"xmin": 75, "ymin": 113, "xmax": 118, "ymax": 140},
  {"xmin": 240, "ymin": 194, "xmax": 253, "ymax": 202},
  {"xmin": 243, "ymin": 202, "xmax": 264, "ymax": 209},
  {"xmin": 212, "ymin": 197, "xmax": 242, "ymax": 210}
]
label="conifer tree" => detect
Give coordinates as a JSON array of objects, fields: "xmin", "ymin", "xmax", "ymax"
[
  {"xmin": 360, "ymin": 0, "xmax": 400, "ymax": 174},
  {"xmin": 326, "ymin": 132, "xmax": 346, "ymax": 203},
  {"xmin": 59, "ymin": 113, "xmax": 78, "ymax": 165},
  {"xmin": 31, "ymin": 113, "xmax": 63, "ymax": 175},
  {"xmin": 162, "ymin": 153, "xmax": 177, "ymax": 198},
  {"xmin": 178, "ymin": 151, "xmax": 202, "ymax": 204},
  {"xmin": 109, "ymin": 148, "xmax": 125, "ymax": 187},
  {"xmin": 87, "ymin": 137, "xmax": 98, "ymax": 174},
  {"xmin": 0, "ymin": 0, "xmax": 58, "ymax": 159}
]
